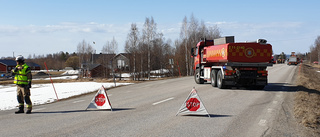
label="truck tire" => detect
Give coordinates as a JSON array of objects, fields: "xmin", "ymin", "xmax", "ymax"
[
  {"xmin": 195, "ymin": 69, "xmax": 204, "ymax": 84},
  {"xmin": 217, "ymin": 70, "xmax": 226, "ymax": 89},
  {"xmin": 211, "ymin": 69, "xmax": 217, "ymax": 87}
]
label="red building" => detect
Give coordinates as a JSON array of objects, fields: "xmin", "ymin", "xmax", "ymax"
[
  {"xmin": 0, "ymin": 60, "xmax": 16, "ymax": 73},
  {"xmin": 0, "ymin": 60, "xmax": 41, "ymax": 73}
]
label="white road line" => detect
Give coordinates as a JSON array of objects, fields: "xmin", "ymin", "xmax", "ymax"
[
  {"xmin": 32, "ymin": 108, "xmax": 46, "ymax": 112},
  {"xmin": 73, "ymin": 100, "xmax": 85, "ymax": 103},
  {"xmin": 152, "ymin": 97, "xmax": 174, "ymax": 106},
  {"xmin": 258, "ymin": 119, "xmax": 267, "ymax": 126}
]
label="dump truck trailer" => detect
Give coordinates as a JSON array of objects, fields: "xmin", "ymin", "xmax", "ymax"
[{"xmin": 191, "ymin": 36, "xmax": 273, "ymax": 89}]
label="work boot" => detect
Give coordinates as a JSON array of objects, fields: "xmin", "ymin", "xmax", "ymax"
[
  {"xmin": 15, "ymin": 106, "xmax": 24, "ymax": 114},
  {"xmin": 26, "ymin": 105, "xmax": 32, "ymax": 114},
  {"xmin": 26, "ymin": 109, "xmax": 32, "ymax": 114}
]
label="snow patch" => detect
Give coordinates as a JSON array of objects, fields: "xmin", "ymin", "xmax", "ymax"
[
  {"xmin": 62, "ymin": 70, "xmax": 79, "ymax": 75},
  {"xmin": 0, "ymin": 82, "xmax": 132, "ymax": 110}
]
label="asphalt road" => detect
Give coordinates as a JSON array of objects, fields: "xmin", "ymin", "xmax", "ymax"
[{"xmin": 0, "ymin": 64, "xmax": 299, "ymax": 137}]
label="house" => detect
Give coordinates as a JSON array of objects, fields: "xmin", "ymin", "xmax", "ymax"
[
  {"xmin": 0, "ymin": 60, "xmax": 16, "ymax": 73},
  {"xmin": 0, "ymin": 60, "xmax": 41, "ymax": 73},
  {"xmin": 91, "ymin": 53, "xmax": 115, "ymax": 69},
  {"xmin": 79, "ymin": 53, "xmax": 131, "ymax": 77},
  {"xmin": 26, "ymin": 62, "xmax": 41, "ymax": 70},
  {"xmin": 113, "ymin": 53, "xmax": 131, "ymax": 72},
  {"xmin": 81, "ymin": 63, "xmax": 108, "ymax": 78}
]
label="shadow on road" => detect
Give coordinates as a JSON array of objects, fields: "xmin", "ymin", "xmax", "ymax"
[
  {"xmin": 296, "ymin": 85, "xmax": 320, "ymax": 95},
  {"xmin": 264, "ymin": 83, "xmax": 320, "ymax": 95},
  {"xmin": 32, "ymin": 108, "xmax": 135, "ymax": 114},
  {"xmin": 179, "ymin": 114, "xmax": 233, "ymax": 118},
  {"xmin": 264, "ymin": 83, "xmax": 298, "ymax": 92}
]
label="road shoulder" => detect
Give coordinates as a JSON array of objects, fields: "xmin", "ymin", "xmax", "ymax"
[{"xmin": 266, "ymin": 64, "xmax": 320, "ymax": 137}]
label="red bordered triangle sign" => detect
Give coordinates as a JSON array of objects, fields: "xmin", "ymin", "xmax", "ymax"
[
  {"xmin": 176, "ymin": 88, "xmax": 210, "ymax": 117},
  {"xmin": 86, "ymin": 85, "xmax": 112, "ymax": 111}
]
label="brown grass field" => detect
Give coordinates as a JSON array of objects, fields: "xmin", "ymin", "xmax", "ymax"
[{"xmin": 295, "ymin": 63, "xmax": 320, "ymax": 133}]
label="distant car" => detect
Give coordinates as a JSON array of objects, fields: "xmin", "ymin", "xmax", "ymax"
[{"xmin": 313, "ymin": 61, "xmax": 319, "ymax": 64}]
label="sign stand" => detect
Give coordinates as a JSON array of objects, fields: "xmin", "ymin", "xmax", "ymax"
[
  {"xmin": 176, "ymin": 87, "xmax": 210, "ymax": 117},
  {"xmin": 86, "ymin": 86, "xmax": 112, "ymax": 111}
]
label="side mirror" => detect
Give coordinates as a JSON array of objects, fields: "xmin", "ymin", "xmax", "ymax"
[
  {"xmin": 191, "ymin": 48, "xmax": 195, "ymax": 57},
  {"xmin": 191, "ymin": 47, "xmax": 198, "ymax": 57}
]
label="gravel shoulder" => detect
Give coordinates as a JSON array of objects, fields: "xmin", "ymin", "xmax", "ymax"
[{"xmin": 266, "ymin": 63, "xmax": 320, "ymax": 137}]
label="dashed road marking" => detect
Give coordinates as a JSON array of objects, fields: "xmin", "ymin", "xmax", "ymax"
[
  {"xmin": 152, "ymin": 97, "xmax": 174, "ymax": 105},
  {"xmin": 267, "ymin": 108, "xmax": 273, "ymax": 113},
  {"xmin": 258, "ymin": 119, "xmax": 267, "ymax": 126},
  {"xmin": 32, "ymin": 108, "xmax": 46, "ymax": 112},
  {"xmin": 73, "ymin": 100, "xmax": 85, "ymax": 103}
]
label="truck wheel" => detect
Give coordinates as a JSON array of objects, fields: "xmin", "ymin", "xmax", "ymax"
[
  {"xmin": 195, "ymin": 69, "xmax": 204, "ymax": 84},
  {"xmin": 217, "ymin": 70, "xmax": 225, "ymax": 89},
  {"xmin": 211, "ymin": 69, "xmax": 217, "ymax": 87}
]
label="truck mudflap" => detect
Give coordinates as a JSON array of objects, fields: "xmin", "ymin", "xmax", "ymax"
[
  {"xmin": 223, "ymin": 70, "xmax": 268, "ymax": 86},
  {"xmin": 223, "ymin": 78, "xmax": 267, "ymax": 86}
]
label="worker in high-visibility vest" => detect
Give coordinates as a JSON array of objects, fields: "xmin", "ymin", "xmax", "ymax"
[{"xmin": 12, "ymin": 55, "xmax": 32, "ymax": 114}]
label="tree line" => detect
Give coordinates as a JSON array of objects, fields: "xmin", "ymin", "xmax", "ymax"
[
  {"xmin": 125, "ymin": 14, "xmax": 221, "ymax": 80},
  {"xmin": 1, "ymin": 14, "xmax": 222, "ymax": 79},
  {"xmin": 307, "ymin": 36, "xmax": 320, "ymax": 63}
]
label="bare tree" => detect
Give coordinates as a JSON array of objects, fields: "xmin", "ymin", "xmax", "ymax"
[
  {"xmin": 188, "ymin": 14, "xmax": 199, "ymax": 75},
  {"xmin": 77, "ymin": 39, "xmax": 94, "ymax": 65},
  {"xmin": 207, "ymin": 25, "xmax": 221, "ymax": 39},
  {"xmin": 180, "ymin": 16, "xmax": 189, "ymax": 76},
  {"xmin": 142, "ymin": 17, "xmax": 157, "ymax": 80},
  {"xmin": 177, "ymin": 14, "xmax": 222, "ymax": 76},
  {"xmin": 102, "ymin": 37, "xmax": 118, "ymax": 54},
  {"xmin": 309, "ymin": 45, "xmax": 316, "ymax": 62},
  {"xmin": 125, "ymin": 23, "xmax": 140, "ymax": 80},
  {"xmin": 315, "ymin": 36, "xmax": 320, "ymax": 64}
]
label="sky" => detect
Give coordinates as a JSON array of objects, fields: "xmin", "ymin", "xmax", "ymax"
[{"xmin": 0, "ymin": 0, "xmax": 319, "ymax": 58}]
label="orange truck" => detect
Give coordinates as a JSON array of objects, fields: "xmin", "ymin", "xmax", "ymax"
[{"xmin": 191, "ymin": 36, "xmax": 273, "ymax": 89}]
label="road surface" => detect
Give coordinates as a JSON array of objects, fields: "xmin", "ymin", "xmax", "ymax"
[{"xmin": 0, "ymin": 64, "xmax": 300, "ymax": 136}]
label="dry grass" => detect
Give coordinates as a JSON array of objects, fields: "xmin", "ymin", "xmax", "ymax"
[{"xmin": 295, "ymin": 63, "xmax": 320, "ymax": 133}]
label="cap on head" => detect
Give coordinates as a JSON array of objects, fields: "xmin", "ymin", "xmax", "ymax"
[{"xmin": 15, "ymin": 55, "xmax": 25, "ymax": 63}]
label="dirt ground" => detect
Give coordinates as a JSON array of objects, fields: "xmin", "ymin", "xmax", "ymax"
[{"xmin": 295, "ymin": 63, "xmax": 320, "ymax": 134}]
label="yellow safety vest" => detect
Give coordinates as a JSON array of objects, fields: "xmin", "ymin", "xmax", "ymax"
[{"xmin": 13, "ymin": 63, "xmax": 31, "ymax": 85}]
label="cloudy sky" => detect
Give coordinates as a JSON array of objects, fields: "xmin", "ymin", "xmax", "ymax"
[{"xmin": 0, "ymin": 0, "xmax": 319, "ymax": 58}]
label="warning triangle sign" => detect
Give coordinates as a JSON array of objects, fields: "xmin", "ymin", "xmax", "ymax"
[
  {"xmin": 86, "ymin": 86, "xmax": 112, "ymax": 111},
  {"xmin": 176, "ymin": 88, "xmax": 210, "ymax": 117}
]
